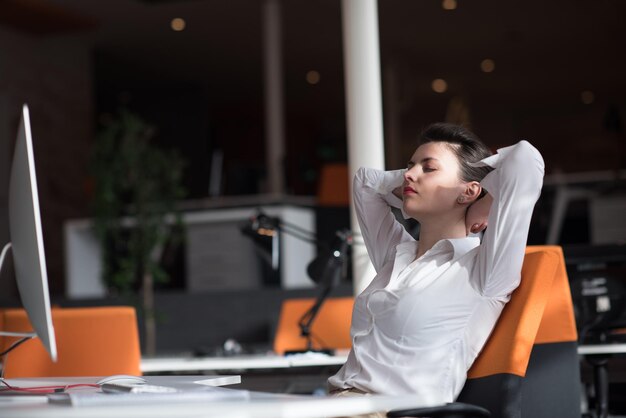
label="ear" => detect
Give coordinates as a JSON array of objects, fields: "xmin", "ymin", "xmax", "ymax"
[{"xmin": 458, "ymin": 181, "xmax": 482, "ymax": 204}]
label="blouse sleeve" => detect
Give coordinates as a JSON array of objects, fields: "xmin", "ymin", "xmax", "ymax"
[
  {"xmin": 471, "ymin": 140, "xmax": 545, "ymax": 298},
  {"xmin": 353, "ymin": 167, "xmax": 414, "ymax": 273}
]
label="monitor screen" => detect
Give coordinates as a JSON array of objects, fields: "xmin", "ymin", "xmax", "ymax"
[
  {"xmin": 3, "ymin": 104, "xmax": 57, "ymax": 361},
  {"xmin": 565, "ymin": 243, "xmax": 626, "ymax": 342}
]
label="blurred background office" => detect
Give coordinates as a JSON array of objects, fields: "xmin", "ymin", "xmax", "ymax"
[{"xmin": 0, "ymin": 0, "xmax": 625, "ymax": 364}]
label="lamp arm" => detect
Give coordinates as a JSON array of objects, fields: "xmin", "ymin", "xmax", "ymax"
[
  {"xmin": 278, "ymin": 224, "xmax": 320, "ymax": 246},
  {"xmin": 245, "ymin": 212, "xmax": 353, "ymax": 353},
  {"xmin": 298, "ymin": 280, "xmax": 336, "ymax": 349},
  {"xmin": 297, "ymin": 237, "xmax": 349, "ymax": 351},
  {"xmin": 277, "ymin": 219, "xmax": 318, "ymax": 241}
]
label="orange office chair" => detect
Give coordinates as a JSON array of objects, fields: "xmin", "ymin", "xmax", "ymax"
[
  {"xmin": 0, "ymin": 306, "xmax": 141, "ymax": 378},
  {"xmin": 388, "ymin": 245, "xmax": 581, "ymax": 418},
  {"xmin": 274, "ymin": 297, "xmax": 353, "ymax": 355},
  {"xmin": 317, "ymin": 163, "xmax": 350, "ymax": 207}
]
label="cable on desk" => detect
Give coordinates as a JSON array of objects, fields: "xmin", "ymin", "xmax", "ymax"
[
  {"xmin": 0, "ymin": 379, "xmax": 99, "ymax": 394},
  {"xmin": 1, "ymin": 336, "xmax": 35, "ymax": 380},
  {"xmin": 0, "ymin": 336, "xmax": 33, "ymax": 357}
]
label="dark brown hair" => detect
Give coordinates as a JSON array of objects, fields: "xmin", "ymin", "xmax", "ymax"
[{"xmin": 418, "ymin": 123, "xmax": 493, "ymax": 197}]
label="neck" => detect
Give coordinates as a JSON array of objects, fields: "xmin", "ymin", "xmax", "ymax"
[{"xmin": 416, "ymin": 213, "xmax": 467, "ymax": 259}]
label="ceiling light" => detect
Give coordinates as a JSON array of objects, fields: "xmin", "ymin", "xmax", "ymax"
[
  {"xmin": 432, "ymin": 79, "xmax": 448, "ymax": 93},
  {"xmin": 442, "ymin": 0, "xmax": 457, "ymax": 10},
  {"xmin": 481, "ymin": 59, "xmax": 495, "ymax": 73},
  {"xmin": 171, "ymin": 18, "xmax": 186, "ymax": 32},
  {"xmin": 581, "ymin": 91, "xmax": 594, "ymax": 105},
  {"xmin": 306, "ymin": 71, "xmax": 321, "ymax": 85}
]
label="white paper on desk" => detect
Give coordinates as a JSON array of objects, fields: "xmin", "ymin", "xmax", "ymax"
[
  {"xmin": 48, "ymin": 386, "xmax": 250, "ymax": 407},
  {"xmin": 194, "ymin": 376, "xmax": 241, "ymax": 386},
  {"xmin": 7, "ymin": 375, "xmax": 239, "ymax": 389},
  {"xmin": 0, "ymin": 395, "xmax": 49, "ymax": 403},
  {"xmin": 145, "ymin": 375, "xmax": 241, "ymax": 388}
]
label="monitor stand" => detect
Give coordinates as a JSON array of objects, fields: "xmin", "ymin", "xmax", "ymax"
[{"xmin": 0, "ymin": 243, "xmax": 36, "ymax": 341}]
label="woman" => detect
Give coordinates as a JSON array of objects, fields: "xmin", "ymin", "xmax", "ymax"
[{"xmin": 328, "ymin": 123, "xmax": 545, "ymax": 412}]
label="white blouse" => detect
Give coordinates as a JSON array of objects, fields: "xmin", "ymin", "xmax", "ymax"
[{"xmin": 328, "ymin": 140, "xmax": 545, "ymax": 406}]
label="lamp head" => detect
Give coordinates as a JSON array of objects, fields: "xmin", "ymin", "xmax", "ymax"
[
  {"xmin": 239, "ymin": 211, "xmax": 281, "ymax": 269},
  {"xmin": 240, "ymin": 211, "xmax": 279, "ymax": 237},
  {"xmin": 306, "ymin": 229, "xmax": 352, "ymax": 285}
]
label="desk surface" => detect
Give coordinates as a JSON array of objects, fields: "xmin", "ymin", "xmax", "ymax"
[
  {"xmin": 0, "ymin": 376, "xmax": 424, "ymax": 418},
  {"xmin": 578, "ymin": 343, "xmax": 626, "ymax": 355},
  {"xmin": 141, "ymin": 353, "xmax": 349, "ymax": 374},
  {"xmin": 142, "ymin": 345, "xmax": 626, "ymax": 374},
  {"xmin": 142, "ymin": 344, "xmax": 626, "ymax": 374}
]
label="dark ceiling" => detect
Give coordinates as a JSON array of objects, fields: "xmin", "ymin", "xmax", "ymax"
[
  {"xmin": 8, "ymin": 0, "xmax": 616, "ymax": 104},
  {"xmin": 3, "ymin": 0, "xmax": 626, "ymax": 173}
]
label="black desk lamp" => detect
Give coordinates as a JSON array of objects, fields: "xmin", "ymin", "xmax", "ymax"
[{"xmin": 241, "ymin": 211, "xmax": 352, "ymax": 354}]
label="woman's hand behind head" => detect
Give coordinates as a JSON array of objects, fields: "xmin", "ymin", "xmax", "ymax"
[{"xmin": 465, "ymin": 193, "xmax": 493, "ymax": 235}]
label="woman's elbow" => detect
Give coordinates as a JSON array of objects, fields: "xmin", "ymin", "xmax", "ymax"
[{"xmin": 512, "ymin": 140, "xmax": 545, "ymax": 173}]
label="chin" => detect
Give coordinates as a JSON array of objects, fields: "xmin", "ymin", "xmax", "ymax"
[
  {"xmin": 404, "ymin": 204, "xmax": 448, "ymax": 223},
  {"xmin": 402, "ymin": 203, "xmax": 422, "ymax": 221}
]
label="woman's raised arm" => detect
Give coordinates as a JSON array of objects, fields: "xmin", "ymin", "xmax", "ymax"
[
  {"xmin": 470, "ymin": 140, "xmax": 545, "ymax": 298},
  {"xmin": 353, "ymin": 167, "xmax": 414, "ymax": 273}
]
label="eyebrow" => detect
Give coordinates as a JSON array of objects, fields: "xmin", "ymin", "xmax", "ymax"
[{"xmin": 407, "ymin": 157, "xmax": 439, "ymax": 166}]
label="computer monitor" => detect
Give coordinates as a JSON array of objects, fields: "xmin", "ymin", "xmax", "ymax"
[
  {"xmin": 565, "ymin": 243, "xmax": 626, "ymax": 343},
  {"xmin": 0, "ymin": 104, "xmax": 57, "ymax": 361}
]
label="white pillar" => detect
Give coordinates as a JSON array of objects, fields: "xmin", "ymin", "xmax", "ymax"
[
  {"xmin": 342, "ymin": 0, "xmax": 385, "ymax": 295},
  {"xmin": 0, "ymin": 95, "xmax": 9, "ymax": 248},
  {"xmin": 262, "ymin": 0, "xmax": 286, "ymax": 195}
]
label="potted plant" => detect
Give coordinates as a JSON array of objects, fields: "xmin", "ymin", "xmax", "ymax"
[{"xmin": 91, "ymin": 110, "xmax": 186, "ymax": 355}]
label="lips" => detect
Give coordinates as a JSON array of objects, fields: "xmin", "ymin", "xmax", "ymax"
[{"xmin": 403, "ymin": 186, "xmax": 417, "ymax": 195}]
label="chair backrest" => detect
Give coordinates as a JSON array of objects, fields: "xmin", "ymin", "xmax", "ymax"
[
  {"xmin": 458, "ymin": 245, "xmax": 580, "ymax": 418},
  {"xmin": 0, "ymin": 306, "xmax": 141, "ymax": 378},
  {"xmin": 317, "ymin": 163, "xmax": 350, "ymax": 207},
  {"xmin": 273, "ymin": 297, "xmax": 353, "ymax": 354}
]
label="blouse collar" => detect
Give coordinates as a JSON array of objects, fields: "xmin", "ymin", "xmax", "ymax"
[{"xmin": 395, "ymin": 236, "xmax": 480, "ymax": 260}]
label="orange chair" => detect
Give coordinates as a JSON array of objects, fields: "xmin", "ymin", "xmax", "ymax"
[
  {"xmin": 274, "ymin": 297, "xmax": 353, "ymax": 355},
  {"xmin": 0, "ymin": 306, "xmax": 141, "ymax": 378},
  {"xmin": 389, "ymin": 246, "xmax": 581, "ymax": 418},
  {"xmin": 317, "ymin": 163, "xmax": 350, "ymax": 207}
]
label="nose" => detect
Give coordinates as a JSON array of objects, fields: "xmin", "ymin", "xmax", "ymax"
[{"xmin": 404, "ymin": 168, "xmax": 417, "ymax": 183}]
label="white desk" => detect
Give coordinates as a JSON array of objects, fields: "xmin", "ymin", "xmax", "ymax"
[
  {"xmin": 0, "ymin": 376, "xmax": 425, "ymax": 418},
  {"xmin": 140, "ymin": 353, "xmax": 349, "ymax": 374},
  {"xmin": 2, "ymin": 375, "xmax": 242, "ymax": 389},
  {"xmin": 143, "ymin": 347, "xmax": 626, "ymax": 373},
  {"xmin": 578, "ymin": 343, "xmax": 626, "ymax": 418},
  {"xmin": 578, "ymin": 343, "xmax": 626, "ymax": 356}
]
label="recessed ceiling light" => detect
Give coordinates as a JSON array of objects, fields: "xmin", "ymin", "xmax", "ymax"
[
  {"xmin": 581, "ymin": 90, "xmax": 594, "ymax": 105},
  {"xmin": 481, "ymin": 59, "xmax": 495, "ymax": 73},
  {"xmin": 432, "ymin": 79, "xmax": 448, "ymax": 93},
  {"xmin": 171, "ymin": 18, "xmax": 186, "ymax": 32},
  {"xmin": 306, "ymin": 71, "xmax": 321, "ymax": 85},
  {"xmin": 442, "ymin": 0, "xmax": 457, "ymax": 11}
]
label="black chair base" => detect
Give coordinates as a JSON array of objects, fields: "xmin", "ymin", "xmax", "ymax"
[{"xmin": 387, "ymin": 401, "xmax": 491, "ymax": 418}]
